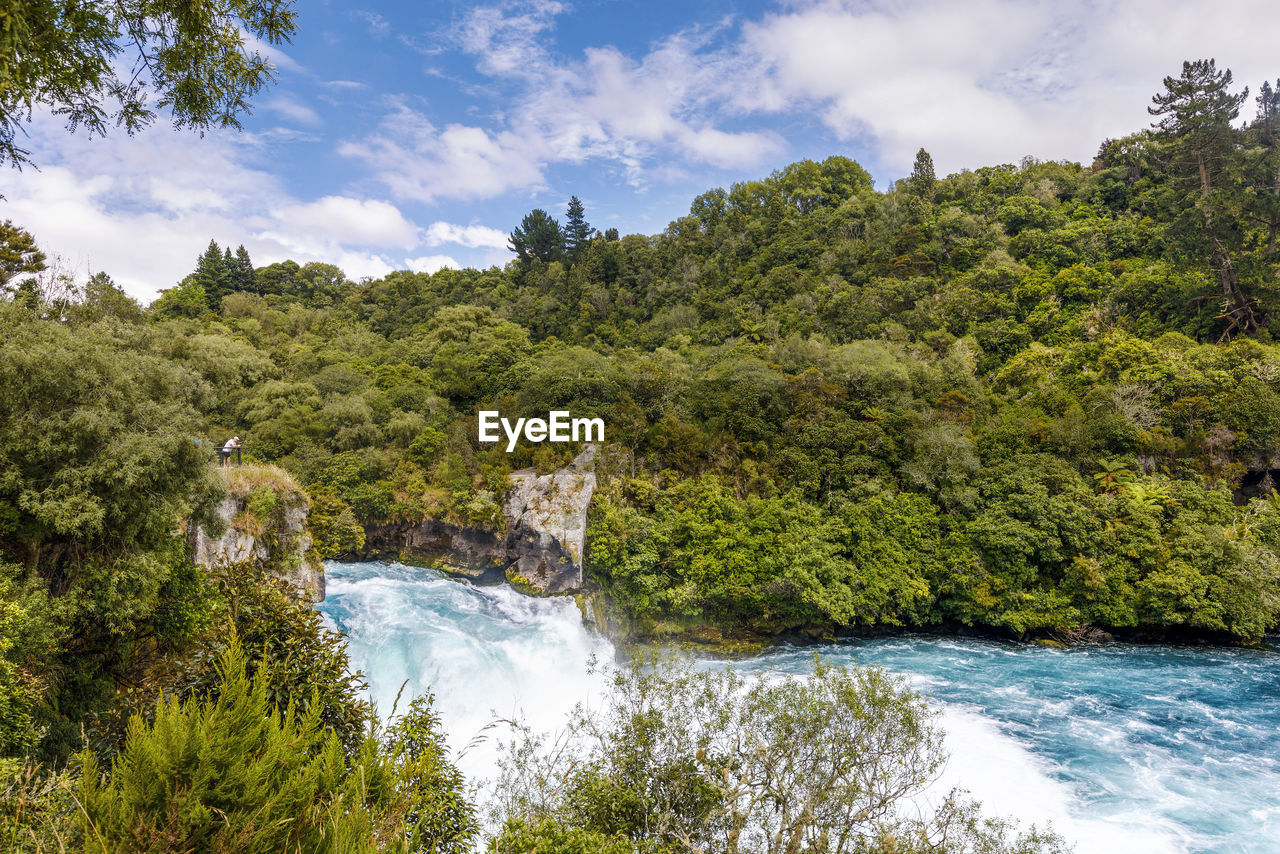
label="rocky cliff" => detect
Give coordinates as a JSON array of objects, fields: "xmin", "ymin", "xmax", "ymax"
[
  {"xmin": 362, "ymin": 445, "xmax": 597, "ymax": 595},
  {"xmin": 190, "ymin": 467, "xmax": 325, "ymax": 602}
]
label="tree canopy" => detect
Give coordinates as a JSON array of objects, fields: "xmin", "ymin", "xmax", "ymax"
[{"xmin": 0, "ymin": 0, "xmax": 298, "ymax": 167}]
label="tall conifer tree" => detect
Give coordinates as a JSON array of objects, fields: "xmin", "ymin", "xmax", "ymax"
[
  {"xmin": 231, "ymin": 244, "xmax": 257, "ymax": 294},
  {"xmin": 1150, "ymin": 59, "xmax": 1254, "ymax": 336},
  {"xmin": 906, "ymin": 148, "xmax": 936, "ymax": 203},
  {"xmin": 192, "ymin": 239, "xmax": 232, "ymax": 309},
  {"xmin": 564, "ymin": 196, "xmax": 593, "ymax": 263}
]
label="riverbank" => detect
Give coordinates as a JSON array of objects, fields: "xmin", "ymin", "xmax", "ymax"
[{"xmin": 569, "ymin": 578, "xmax": 1275, "ymax": 656}]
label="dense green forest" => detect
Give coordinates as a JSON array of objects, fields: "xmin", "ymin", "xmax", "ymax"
[
  {"xmin": 70, "ymin": 60, "xmax": 1280, "ymax": 641},
  {"xmin": 1, "ymin": 57, "xmax": 1279, "ymax": 850}
]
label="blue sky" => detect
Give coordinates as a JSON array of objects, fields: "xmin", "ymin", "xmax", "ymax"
[{"xmin": 6, "ymin": 0, "xmax": 1280, "ymax": 300}]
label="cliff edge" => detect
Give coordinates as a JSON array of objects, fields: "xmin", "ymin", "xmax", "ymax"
[
  {"xmin": 190, "ymin": 466, "xmax": 325, "ymax": 602},
  {"xmin": 362, "ymin": 445, "xmax": 597, "ymax": 595}
]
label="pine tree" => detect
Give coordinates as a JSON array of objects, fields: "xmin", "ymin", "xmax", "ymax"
[
  {"xmin": 907, "ymin": 148, "xmax": 936, "ymax": 203},
  {"xmin": 0, "ymin": 220, "xmax": 45, "ymax": 296},
  {"xmin": 231, "ymin": 245, "xmax": 257, "ymax": 294},
  {"xmin": 222, "ymin": 246, "xmax": 235, "ymax": 293},
  {"xmin": 1149, "ymin": 59, "xmax": 1254, "ymax": 336},
  {"xmin": 191, "ymin": 239, "xmax": 232, "ymax": 309},
  {"xmin": 564, "ymin": 196, "xmax": 592, "ymax": 262},
  {"xmin": 75, "ymin": 639, "xmax": 388, "ymax": 853},
  {"xmin": 508, "ymin": 210, "xmax": 565, "ymax": 264},
  {"xmin": 1247, "ymin": 81, "xmax": 1280, "ymax": 257},
  {"xmin": 1150, "ymin": 59, "xmax": 1247, "ymax": 198}
]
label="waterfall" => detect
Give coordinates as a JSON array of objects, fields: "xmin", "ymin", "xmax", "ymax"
[{"xmin": 321, "ymin": 560, "xmax": 1280, "ymax": 854}]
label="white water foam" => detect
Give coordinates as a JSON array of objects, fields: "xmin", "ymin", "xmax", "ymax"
[
  {"xmin": 321, "ymin": 562, "xmax": 612, "ymax": 785},
  {"xmin": 932, "ymin": 704, "xmax": 1188, "ymax": 853}
]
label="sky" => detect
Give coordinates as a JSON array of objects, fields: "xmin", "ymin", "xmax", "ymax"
[{"xmin": 5, "ymin": 0, "xmax": 1280, "ymax": 302}]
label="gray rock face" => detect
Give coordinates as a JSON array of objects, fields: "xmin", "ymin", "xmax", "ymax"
[
  {"xmin": 191, "ymin": 491, "xmax": 325, "ymax": 602},
  {"xmin": 503, "ymin": 445, "xmax": 596, "ymax": 594},
  {"xmin": 361, "ymin": 445, "xmax": 597, "ymax": 595}
]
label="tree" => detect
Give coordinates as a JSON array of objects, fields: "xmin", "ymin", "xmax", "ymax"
[
  {"xmin": 75, "ymin": 639, "xmax": 392, "ymax": 854},
  {"xmin": 907, "ymin": 147, "xmax": 937, "ymax": 203},
  {"xmin": 509, "ymin": 209, "xmax": 565, "ymax": 264},
  {"xmin": 150, "ymin": 277, "xmax": 209, "ymax": 319},
  {"xmin": 230, "ymin": 245, "xmax": 257, "ymax": 295},
  {"xmin": 0, "ymin": 221, "xmax": 45, "ymax": 295},
  {"xmin": 191, "ymin": 240, "xmax": 232, "ymax": 308},
  {"xmin": 564, "ymin": 196, "xmax": 593, "ymax": 262},
  {"xmin": 256, "ymin": 259, "xmax": 302, "ymax": 296},
  {"xmin": 1, "ymin": 0, "xmax": 298, "ymax": 168},
  {"xmin": 298, "ymin": 261, "xmax": 350, "ymax": 304},
  {"xmin": 1150, "ymin": 60, "xmax": 1247, "ymax": 191},
  {"xmin": 492, "ymin": 658, "xmax": 1067, "ymax": 854},
  {"xmin": 0, "ymin": 307, "xmax": 220, "ymax": 616},
  {"xmin": 1149, "ymin": 59, "xmax": 1254, "ymax": 336},
  {"xmin": 381, "ymin": 694, "xmax": 478, "ymax": 854},
  {"xmin": 68, "ymin": 272, "xmax": 144, "ymax": 324},
  {"xmin": 1245, "ymin": 80, "xmax": 1280, "ymax": 257}
]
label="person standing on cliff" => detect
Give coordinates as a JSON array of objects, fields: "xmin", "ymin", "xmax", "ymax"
[{"xmin": 221, "ymin": 436, "xmax": 240, "ymax": 467}]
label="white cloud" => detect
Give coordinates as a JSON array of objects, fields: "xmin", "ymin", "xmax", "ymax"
[
  {"xmin": 267, "ymin": 196, "xmax": 422, "ymax": 251},
  {"xmin": 344, "ymin": 2, "xmax": 785, "ymax": 200},
  {"xmin": 457, "ymin": 0, "xmax": 567, "ymax": 77},
  {"xmin": 741, "ymin": 0, "xmax": 1280, "ymax": 176},
  {"xmin": 348, "ymin": 0, "xmax": 1280, "ymax": 198},
  {"xmin": 338, "ymin": 103, "xmax": 548, "ymax": 202},
  {"xmin": 405, "ymin": 254, "xmax": 460, "ymax": 273},
  {"xmin": 2, "ymin": 114, "xmax": 431, "ymax": 301},
  {"xmin": 264, "ymin": 94, "xmax": 323, "ymax": 126},
  {"xmin": 424, "ymin": 221, "xmax": 510, "ymax": 249}
]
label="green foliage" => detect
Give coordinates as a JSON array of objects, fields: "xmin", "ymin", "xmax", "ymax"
[
  {"xmin": 309, "ymin": 487, "xmax": 366, "ymax": 558},
  {"xmin": 0, "ymin": 562, "xmax": 60, "ymax": 757},
  {"xmin": 490, "ymin": 817, "xmax": 632, "ymax": 854},
  {"xmin": 150, "ymin": 278, "xmax": 209, "ymax": 319},
  {"xmin": 564, "ymin": 196, "xmax": 593, "ymax": 263},
  {"xmin": 75, "ymin": 638, "xmax": 393, "ymax": 854},
  {"xmin": 244, "ymin": 483, "xmax": 278, "ymax": 519},
  {"xmin": 146, "ymin": 551, "xmax": 215, "ymax": 647},
  {"xmin": 381, "ymin": 695, "xmax": 478, "ymax": 853},
  {"xmin": 72, "ymin": 635, "xmax": 477, "ymax": 854},
  {"xmin": 0, "ymin": 221, "xmax": 45, "ymax": 295},
  {"xmin": 214, "ymin": 564, "xmax": 370, "ymax": 753},
  {"xmin": 492, "ymin": 657, "xmax": 1065, "ymax": 854},
  {"xmin": 509, "ymin": 209, "xmax": 566, "ymax": 265},
  {"xmin": 0, "ymin": 307, "xmax": 220, "ymax": 617},
  {"xmin": 1, "ymin": 0, "xmax": 298, "ymax": 167}
]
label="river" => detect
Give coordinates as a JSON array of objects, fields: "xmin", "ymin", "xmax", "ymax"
[{"xmin": 318, "ymin": 560, "xmax": 1280, "ymax": 853}]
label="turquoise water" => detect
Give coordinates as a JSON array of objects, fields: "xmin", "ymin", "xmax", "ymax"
[
  {"xmin": 319, "ymin": 561, "xmax": 1280, "ymax": 853},
  {"xmin": 741, "ymin": 640, "xmax": 1280, "ymax": 853}
]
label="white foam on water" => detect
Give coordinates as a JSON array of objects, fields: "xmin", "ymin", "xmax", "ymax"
[
  {"xmin": 930, "ymin": 704, "xmax": 1190, "ymax": 854},
  {"xmin": 322, "ymin": 563, "xmax": 612, "ymax": 786}
]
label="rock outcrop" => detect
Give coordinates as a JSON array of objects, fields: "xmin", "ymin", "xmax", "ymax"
[
  {"xmin": 190, "ymin": 470, "xmax": 325, "ymax": 602},
  {"xmin": 362, "ymin": 445, "xmax": 597, "ymax": 595}
]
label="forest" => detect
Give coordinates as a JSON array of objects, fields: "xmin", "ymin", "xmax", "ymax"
[{"xmin": 1, "ymin": 57, "xmax": 1279, "ymax": 850}]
